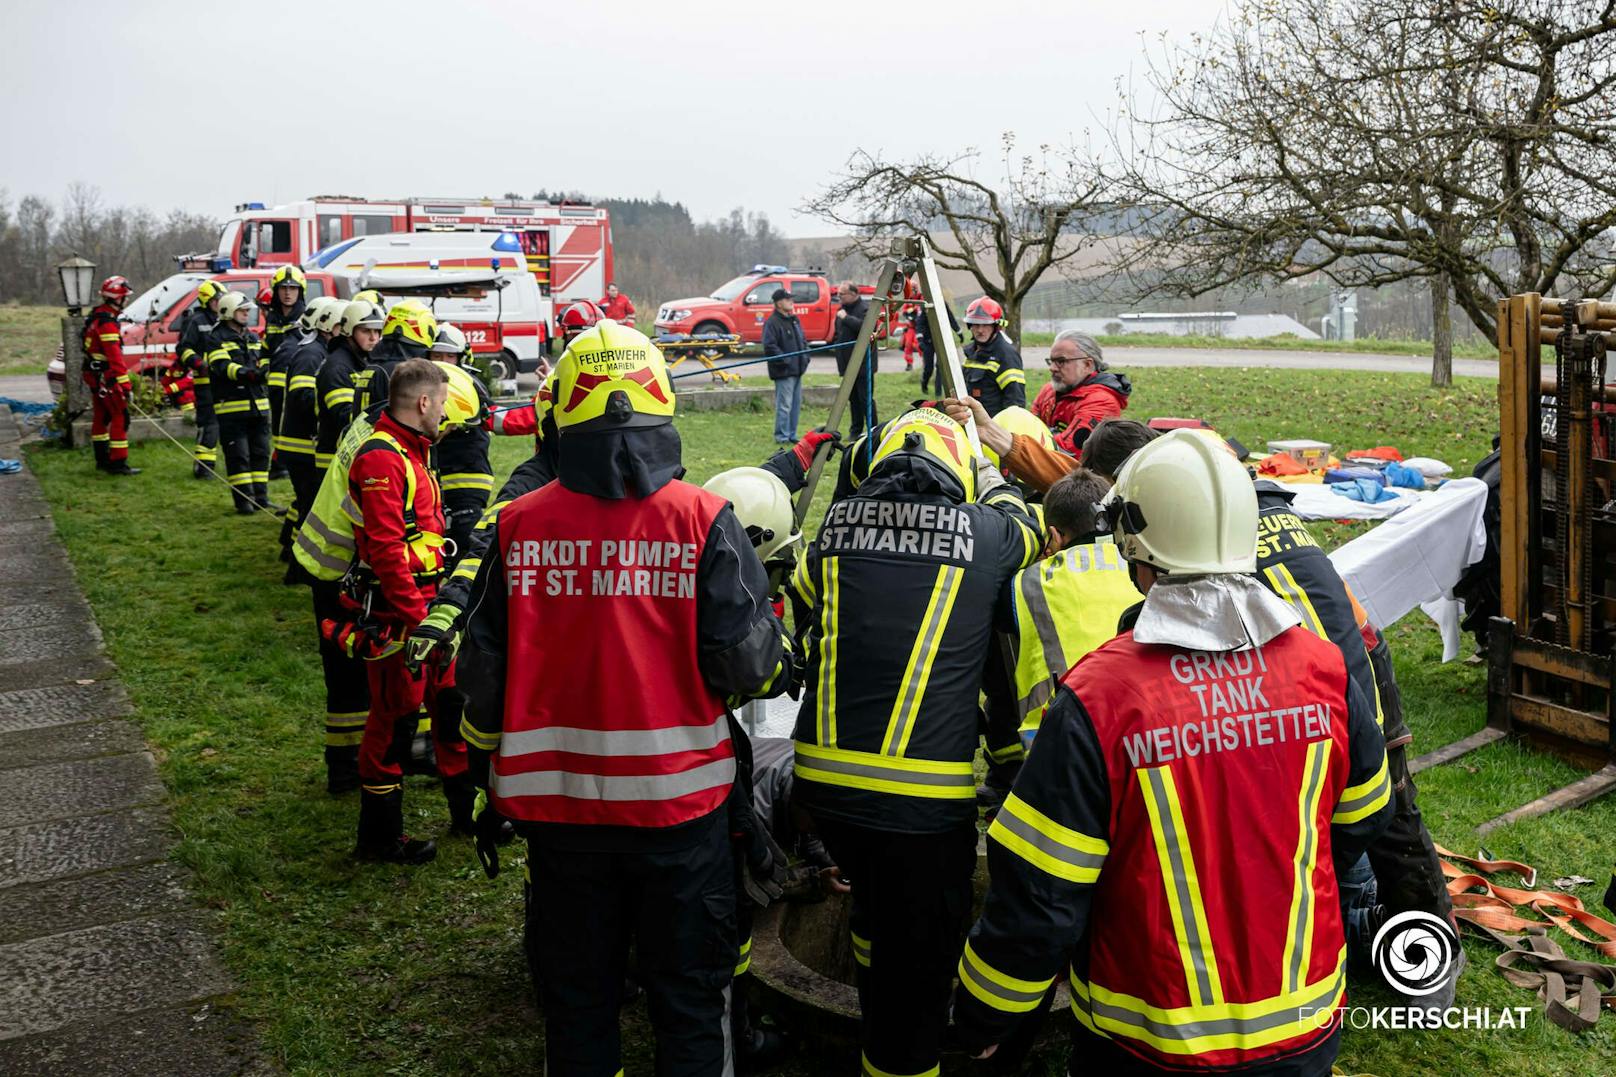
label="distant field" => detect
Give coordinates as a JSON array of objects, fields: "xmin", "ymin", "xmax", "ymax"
[
  {"xmin": 1018, "ymin": 329, "xmax": 1497, "ymax": 359},
  {"xmin": 0, "ymin": 304, "xmax": 60, "ymax": 376}
]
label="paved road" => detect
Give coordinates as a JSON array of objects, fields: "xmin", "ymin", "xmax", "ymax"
[
  {"xmin": 0, "ymin": 407, "xmax": 263, "ymax": 1074},
  {"xmin": 0, "ymin": 375, "xmax": 52, "ymax": 406}
]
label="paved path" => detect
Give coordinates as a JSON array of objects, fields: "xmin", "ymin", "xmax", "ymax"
[
  {"xmin": 0, "ymin": 375, "xmax": 53, "ymax": 407},
  {"xmin": 0, "ymin": 407, "xmax": 264, "ymax": 1075}
]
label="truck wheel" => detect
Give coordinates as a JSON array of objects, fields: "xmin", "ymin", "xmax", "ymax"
[
  {"xmin": 693, "ymin": 321, "xmax": 727, "ymax": 338},
  {"xmin": 485, "ymin": 353, "xmax": 513, "ymax": 382}
]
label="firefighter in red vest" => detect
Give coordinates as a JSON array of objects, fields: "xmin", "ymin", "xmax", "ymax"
[
  {"xmin": 459, "ymin": 321, "xmax": 789, "ymax": 1076},
  {"xmin": 951, "ymin": 430, "xmax": 1394, "ymax": 1074},
  {"xmin": 348, "ymin": 358, "xmax": 470, "ymax": 865},
  {"xmin": 82, "ymin": 275, "xmax": 140, "ymax": 475}
]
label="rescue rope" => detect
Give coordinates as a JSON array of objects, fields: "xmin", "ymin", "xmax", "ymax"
[
  {"xmin": 1438, "ymin": 843, "xmax": 1616, "ymax": 1031},
  {"xmin": 123, "ymin": 396, "xmax": 286, "ymax": 522}
]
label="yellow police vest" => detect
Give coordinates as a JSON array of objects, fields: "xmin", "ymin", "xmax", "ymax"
[{"xmin": 1011, "ymin": 539, "xmax": 1140, "ymax": 746}]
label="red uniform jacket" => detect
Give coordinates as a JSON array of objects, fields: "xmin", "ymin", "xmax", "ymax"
[
  {"xmin": 1032, "ymin": 371, "xmax": 1131, "ymax": 454},
  {"xmin": 488, "ymin": 479, "xmax": 736, "ymax": 828},
  {"xmin": 82, "ymin": 304, "xmax": 131, "ymax": 395},
  {"xmin": 348, "ymin": 411, "xmax": 445, "ymax": 626},
  {"xmin": 599, "ymin": 294, "xmax": 636, "ymax": 322}
]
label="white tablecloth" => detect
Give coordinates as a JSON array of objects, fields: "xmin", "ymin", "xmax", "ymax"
[{"xmin": 1327, "ymin": 478, "xmax": 1489, "ymax": 660}]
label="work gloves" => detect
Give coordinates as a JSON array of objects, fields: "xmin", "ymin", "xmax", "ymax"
[
  {"xmin": 791, "ymin": 427, "xmax": 841, "ymax": 472},
  {"xmin": 974, "ymin": 456, "xmax": 1009, "ymax": 500},
  {"xmin": 239, "ymin": 366, "xmax": 263, "ymax": 385},
  {"xmin": 471, "ymin": 789, "xmax": 506, "ymax": 879},
  {"xmin": 742, "ymin": 829, "xmax": 791, "ymax": 908},
  {"xmin": 406, "ymin": 602, "xmax": 461, "ymax": 670}
]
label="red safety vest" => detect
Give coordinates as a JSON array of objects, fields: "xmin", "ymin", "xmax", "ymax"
[
  {"xmin": 490, "ymin": 478, "xmax": 735, "ymax": 827},
  {"xmin": 1065, "ymin": 627, "xmax": 1355, "ymax": 1069}
]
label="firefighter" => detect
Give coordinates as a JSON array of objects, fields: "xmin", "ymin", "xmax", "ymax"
[
  {"xmin": 346, "ymin": 358, "xmax": 468, "ymax": 863},
  {"xmin": 82, "ymin": 275, "xmax": 140, "ymax": 475},
  {"xmin": 263, "ymin": 266, "xmax": 308, "ymax": 479},
  {"xmin": 207, "ymin": 292, "xmax": 271, "ymax": 512},
  {"xmin": 428, "ymin": 326, "xmax": 494, "ymax": 563},
  {"xmin": 961, "ymin": 296, "xmax": 1026, "ymax": 415},
  {"xmin": 458, "ymin": 321, "xmax": 790, "ymax": 1076},
  {"xmin": 951, "ymin": 430, "xmax": 1393, "ymax": 1075},
  {"xmin": 314, "ymin": 299, "xmax": 384, "ymax": 476},
  {"xmin": 786, "ymin": 407, "xmax": 1042, "ymax": 1077},
  {"xmin": 300, "ymin": 298, "xmax": 385, "ymax": 792},
  {"xmin": 277, "ymin": 296, "xmax": 338, "ymax": 538},
  {"xmin": 1031, "ymin": 331, "xmax": 1133, "ymax": 456},
  {"xmin": 1008, "ymin": 468, "xmax": 1141, "ymax": 744},
  {"xmin": 175, "ymin": 280, "xmax": 229, "ymax": 477},
  {"xmin": 356, "ymin": 299, "xmax": 438, "ymax": 421}
]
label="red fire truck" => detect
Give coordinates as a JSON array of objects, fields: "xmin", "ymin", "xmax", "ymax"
[{"xmin": 210, "ymin": 195, "xmax": 614, "ymax": 312}]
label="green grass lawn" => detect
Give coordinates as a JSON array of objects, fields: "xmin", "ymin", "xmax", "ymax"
[
  {"xmin": 25, "ymin": 366, "xmax": 1616, "ymax": 1075},
  {"xmin": 1016, "ymin": 330, "xmax": 1498, "ymax": 360},
  {"xmin": 1, "ymin": 303, "xmax": 61, "ymax": 376}
]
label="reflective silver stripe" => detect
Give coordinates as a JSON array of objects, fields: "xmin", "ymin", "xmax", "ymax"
[
  {"xmin": 1144, "ymin": 767, "xmax": 1216, "ymax": 1005},
  {"xmin": 959, "ymin": 945, "xmax": 1047, "ymax": 1011},
  {"xmin": 1334, "ymin": 765, "xmax": 1390, "ymax": 820},
  {"xmin": 1074, "ymin": 969, "xmax": 1344, "ymax": 1044},
  {"xmin": 1018, "ymin": 566, "xmax": 1066, "ymax": 718},
  {"xmin": 339, "ymin": 494, "xmax": 363, "ymax": 527},
  {"xmin": 992, "ymin": 799, "xmax": 1107, "ymax": 876},
  {"xmin": 500, "ymin": 713, "xmax": 729, "ymax": 758},
  {"xmin": 885, "ymin": 565, "xmax": 961, "ymax": 755},
  {"xmin": 294, "ymin": 530, "xmax": 351, "ymax": 575},
  {"xmin": 851, "ymin": 931, "xmax": 871, "ymax": 967},
  {"xmin": 494, "ymin": 755, "xmax": 735, "ymax": 802},
  {"xmin": 1288, "ymin": 741, "xmax": 1329, "ymax": 993},
  {"xmin": 797, "ymin": 749, "xmax": 974, "ymax": 789},
  {"xmin": 302, "ymin": 511, "xmax": 356, "ymax": 554}
]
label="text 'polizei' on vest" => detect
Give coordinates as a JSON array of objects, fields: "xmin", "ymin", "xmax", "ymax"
[
  {"xmin": 816, "ymin": 499, "xmax": 977, "ymax": 561},
  {"xmin": 505, "ymin": 538, "xmax": 699, "ymax": 598}
]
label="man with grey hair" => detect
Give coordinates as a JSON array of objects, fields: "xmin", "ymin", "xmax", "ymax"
[{"xmin": 1031, "ymin": 329, "xmax": 1133, "ymax": 455}]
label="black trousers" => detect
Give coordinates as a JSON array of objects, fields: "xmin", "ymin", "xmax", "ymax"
[
  {"xmin": 443, "ymin": 489, "xmax": 490, "ymax": 571},
  {"xmin": 284, "ymin": 455, "xmax": 319, "ymax": 529},
  {"xmin": 192, "ymin": 392, "xmax": 220, "ymax": 469},
  {"xmin": 918, "ymin": 333, "xmax": 938, "ymax": 394},
  {"xmin": 1367, "ymin": 745, "xmax": 1453, "ymax": 923},
  {"xmin": 836, "ymin": 347, "xmax": 879, "ymax": 441},
  {"xmin": 310, "ymin": 579, "xmax": 369, "ymax": 771},
  {"xmin": 217, "ymin": 410, "xmax": 270, "ymax": 511},
  {"xmin": 527, "ymin": 808, "xmax": 737, "ymax": 1077},
  {"xmin": 815, "ymin": 817, "xmax": 978, "ymax": 1077}
]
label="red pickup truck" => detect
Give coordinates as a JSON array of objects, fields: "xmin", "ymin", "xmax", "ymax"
[{"xmin": 654, "ymin": 266, "xmax": 880, "ymax": 345}]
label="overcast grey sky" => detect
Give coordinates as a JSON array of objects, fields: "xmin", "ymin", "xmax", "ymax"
[{"xmin": 2, "ymin": 0, "xmax": 1218, "ymax": 236}]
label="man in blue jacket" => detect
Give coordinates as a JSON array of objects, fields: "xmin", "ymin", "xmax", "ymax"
[{"xmin": 763, "ymin": 287, "xmax": 809, "ymax": 446}]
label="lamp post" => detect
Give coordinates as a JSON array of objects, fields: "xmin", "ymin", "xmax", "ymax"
[{"xmin": 56, "ymin": 254, "xmax": 98, "ymax": 446}]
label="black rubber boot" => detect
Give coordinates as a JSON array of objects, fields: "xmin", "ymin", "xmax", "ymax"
[
  {"xmin": 325, "ymin": 746, "xmax": 361, "ymax": 796},
  {"xmin": 106, "ymin": 461, "xmax": 141, "ymax": 476},
  {"xmin": 93, "ymin": 441, "xmax": 110, "ymax": 471},
  {"xmin": 354, "ymin": 787, "xmax": 436, "ymax": 865},
  {"xmin": 444, "ymin": 772, "xmax": 478, "ymax": 837}
]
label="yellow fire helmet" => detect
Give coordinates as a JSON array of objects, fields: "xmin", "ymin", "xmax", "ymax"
[
  {"xmin": 196, "ymin": 279, "xmax": 230, "ymax": 307},
  {"xmin": 984, "ymin": 405, "xmax": 1056, "ymax": 470},
  {"xmin": 352, "ymin": 289, "xmax": 384, "ymax": 305},
  {"xmin": 270, "ymin": 265, "xmax": 307, "ymax": 292},
  {"xmin": 431, "ymin": 360, "xmax": 488, "ymax": 433},
  {"xmin": 533, "ymin": 382, "xmax": 555, "ymax": 431},
  {"xmin": 551, "ymin": 320, "xmax": 675, "ymax": 433},
  {"xmin": 870, "ymin": 406, "xmax": 976, "ymax": 500},
  {"xmin": 383, "ymin": 299, "xmax": 439, "ymax": 348}
]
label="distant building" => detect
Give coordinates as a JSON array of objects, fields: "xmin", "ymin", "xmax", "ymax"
[{"xmin": 1028, "ymin": 311, "xmax": 1322, "ymax": 341}]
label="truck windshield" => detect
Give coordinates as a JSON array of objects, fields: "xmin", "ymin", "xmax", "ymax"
[
  {"xmin": 710, "ymin": 276, "xmax": 756, "ymax": 302},
  {"xmin": 122, "ymin": 274, "xmax": 207, "ymax": 323}
]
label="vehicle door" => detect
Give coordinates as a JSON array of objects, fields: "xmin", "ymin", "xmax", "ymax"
[
  {"xmin": 790, "ymin": 278, "xmax": 829, "ymax": 341},
  {"xmin": 740, "ymin": 278, "xmax": 785, "ymax": 342}
]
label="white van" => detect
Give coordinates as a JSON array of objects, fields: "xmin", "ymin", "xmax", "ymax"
[{"xmin": 307, "ymin": 231, "xmax": 549, "ymax": 375}]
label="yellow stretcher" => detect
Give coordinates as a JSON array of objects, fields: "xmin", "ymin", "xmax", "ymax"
[{"xmin": 655, "ymin": 333, "xmax": 744, "ymax": 385}]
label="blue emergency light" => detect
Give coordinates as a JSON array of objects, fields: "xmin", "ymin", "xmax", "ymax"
[{"xmin": 492, "ymin": 232, "xmax": 522, "ymax": 252}]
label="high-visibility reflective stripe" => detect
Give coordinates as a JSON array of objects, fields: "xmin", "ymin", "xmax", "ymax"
[
  {"xmin": 880, "ymin": 565, "xmax": 962, "ymax": 756},
  {"xmin": 816, "ymin": 559, "xmax": 840, "ymax": 746},
  {"xmin": 861, "ymin": 1054, "xmax": 937, "ymax": 1077},
  {"xmin": 267, "ymin": 372, "xmax": 287, "ymax": 387},
  {"xmin": 289, "ymin": 375, "xmax": 318, "ymax": 390},
  {"xmin": 315, "ymin": 452, "xmax": 334, "ymax": 467},
  {"xmin": 98, "ymin": 333, "xmax": 120, "ymax": 342},
  {"xmin": 1017, "ymin": 566, "xmax": 1067, "ymax": 722},
  {"xmin": 91, "ymin": 433, "xmax": 110, "ymax": 442},
  {"xmin": 851, "ymin": 930, "xmax": 871, "ymax": 968},
  {"xmin": 227, "ymin": 473, "xmax": 252, "ymax": 487},
  {"xmin": 501, "ymin": 712, "xmax": 728, "ymax": 758},
  {"xmin": 1141, "ymin": 766, "xmax": 1224, "ymax": 1008},
  {"xmin": 362, "ymin": 782, "xmax": 402, "ymax": 795},
  {"xmin": 734, "ymin": 936, "xmax": 752, "ymax": 976},
  {"xmin": 794, "ymin": 742, "xmax": 975, "ymax": 799},
  {"xmin": 339, "ymin": 494, "xmax": 363, "ymax": 527},
  {"xmin": 789, "ymin": 550, "xmax": 818, "ymax": 606},
  {"xmin": 324, "ymin": 388, "xmax": 354, "ymax": 407},
  {"xmin": 957, "ymin": 940, "xmax": 1052, "ymax": 1014},
  {"xmin": 460, "ymin": 716, "xmax": 501, "ymax": 751},
  {"xmin": 441, "ymin": 473, "xmax": 495, "ymax": 492},
  {"xmin": 987, "ymin": 740, "xmax": 1023, "ymax": 763},
  {"xmin": 248, "ymin": 471, "xmax": 270, "ymax": 482},
  {"xmin": 1332, "ymin": 752, "xmax": 1390, "ymax": 824},
  {"xmin": 1281, "ymin": 740, "xmax": 1330, "ymax": 994},
  {"xmin": 295, "ymin": 519, "xmax": 355, "ymax": 575},
  {"xmin": 989, "ymin": 792, "xmax": 1109, "ymax": 883},
  {"xmin": 277, "ymin": 438, "xmax": 316, "ymax": 455},
  {"xmin": 1264, "ymin": 564, "xmax": 1326, "ymax": 641},
  {"xmin": 495, "ymin": 755, "xmax": 735, "ymax": 802},
  {"xmin": 451, "ymin": 556, "xmax": 482, "ymax": 583},
  {"xmin": 1069, "ymin": 963, "xmax": 1344, "ymax": 1056},
  {"xmin": 996, "ymin": 367, "xmax": 1027, "ymax": 388},
  {"xmin": 961, "ymin": 360, "xmax": 996, "ymax": 372}
]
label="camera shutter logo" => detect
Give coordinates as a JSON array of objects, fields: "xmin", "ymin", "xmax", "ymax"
[{"xmin": 1371, "ymin": 911, "xmax": 1461, "ymax": 996}]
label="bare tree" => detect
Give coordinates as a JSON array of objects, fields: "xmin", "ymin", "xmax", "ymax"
[
  {"xmin": 804, "ymin": 136, "xmax": 1107, "ymax": 340},
  {"xmin": 1110, "ymin": 0, "xmax": 1616, "ymax": 386}
]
